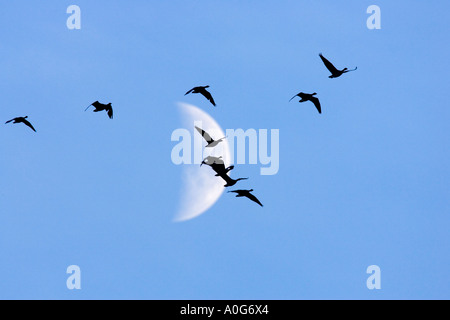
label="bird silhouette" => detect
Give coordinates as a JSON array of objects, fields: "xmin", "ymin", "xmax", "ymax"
[
  {"xmin": 290, "ymin": 92, "xmax": 322, "ymax": 114},
  {"xmin": 85, "ymin": 101, "xmax": 113, "ymax": 119},
  {"xmin": 228, "ymin": 189, "xmax": 263, "ymax": 207},
  {"xmin": 319, "ymin": 53, "xmax": 357, "ymax": 78},
  {"xmin": 195, "ymin": 126, "xmax": 226, "ymax": 148},
  {"xmin": 201, "ymin": 156, "xmax": 235, "ymax": 176},
  {"xmin": 216, "ymin": 170, "xmax": 248, "ymax": 187},
  {"xmin": 201, "ymin": 155, "xmax": 224, "ymax": 166},
  {"xmin": 185, "ymin": 86, "xmax": 216, "ymax": 106},
  {"xmin": 5, "ymin": 116, "xmax": 36, "ymax": 132}
]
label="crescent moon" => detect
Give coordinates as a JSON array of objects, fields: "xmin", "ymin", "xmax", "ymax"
[{"xmin": 174, "ymin": 102, "xmax": 231, "ymax": 222}]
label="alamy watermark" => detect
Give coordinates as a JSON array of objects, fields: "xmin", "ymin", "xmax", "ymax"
[
  {"xmin": 67, "ymin": 5, "xmax": 81, "ymax": 30},
  {"xmin": 367, "ymin": 5, "xmax": 381, "ymax": 30},
  {"xmin": 66, "ymin": 265, "xmax": 81, "ymax": 290},
  {"xmin": 171, "ymin": 121, "xmax": 279, "ymax": 176},
  {"xmin": 366, "ymin": 265, "xmax": 381, "ymax": 290}
]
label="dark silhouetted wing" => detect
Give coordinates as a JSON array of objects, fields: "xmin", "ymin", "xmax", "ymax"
[
  {"xmin": 245, "ymin": 192, "xmax": 263, "ymax": 207},
  {"xmin": 319, "ymin": 53, "xmax": 339, "ymax": 74},
  {"xmin": 200, "ymin": 89, "xmax": 216, "ymax": 106},
  {"xmin": 21, "ymin": 119, "xmax": 36, "ymax": 132},
  {"xmin": 195, "ymin": 126, "xmax": 214, "ymax": 143},
  {"xmin": 106, "ymin": 105, "xmax": 113, "ymax": 119},
  {"xmin": 5, "ymin": 118, "xmax": 14, "ymax": 124},
  {"xmin": 310, "ymin": 97, "xmax": 322, "ymax": 114}
]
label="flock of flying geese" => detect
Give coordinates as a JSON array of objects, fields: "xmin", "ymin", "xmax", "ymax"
[
  {"xmin": 5, "ymin": 53, "xmax": 356, "ymax": 209},
  {"xmin": 5, "ymin": 101, "xmax": 114, "ymax": 133},
  {"xmin": 183, "ymin": 53, "xmax": 357, "ymax": 207}
]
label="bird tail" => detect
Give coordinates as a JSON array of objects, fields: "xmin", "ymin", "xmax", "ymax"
[
  {"xmin": 345, "ymin": 67, "xmax": 358, "ymax": 73},
  {"xmin": 84, "ymin": 104, "xmax": 93, "ymax": 111}
]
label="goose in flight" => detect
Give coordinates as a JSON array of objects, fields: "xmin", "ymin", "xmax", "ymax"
[
  {"xmin": 195, "ymin": 126, "xmax": 226, "ymax": 148},
  {"xmin": 201, "ymin": 156, "xmax": 235, "ymax": 176},
  {"xmin": 319, "ymin": 53, "xmax": 357, "ymax": 78},
  {"xmin": 185, "ymin": 85, "xmax": 216, "ymax": 106},
  {"xmin": 290, "ymin": 92, "xmax": 322, "ymax": 114},
  {"xmin": 228, "ymin": 189, "xmax": 263, "ymax": 207},
  {"xmin": 201, "ymin": 155, "xmax": 224, "ymax": 166},
  {"xmin": 85, "ymin": 101, "xmax": 113, "ymax": 119},
  {"xmin": 5, "ymin": 116, "xmax": 36, "ymax": 132},
  {"xmin": 218, "ymin": 172, "xmax": 248, "ymax": 187}
]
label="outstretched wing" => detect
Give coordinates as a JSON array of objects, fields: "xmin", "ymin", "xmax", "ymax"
[
  {"xmin": 21, "ymin": 119, "xmax": 36, "ymax": 132},
  {"xmin": 319, "ymin": 53, "xmax": 339, "ymax": 75},
  {"xmin": 310, "ymin": 96, "xmax": 322, "ymax": 114},
  {"xmin": 106, "ymin": 105, "xmax": 114, "ymax": 119},
  {"xmin": 195, "ymin": 126, "xmax": 214, "ymax": 143},
  {"xmin": 200, "ymin": 89, "xmax": 216, "ymax": 106},
  {"xmin": 245, "ymin": 192, "xmax": 263, "ymax": 207}
]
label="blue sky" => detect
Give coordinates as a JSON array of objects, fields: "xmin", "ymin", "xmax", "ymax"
[{"xmin": 0, "ymin": 1, "xmax": 449, "ymax": 299}]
